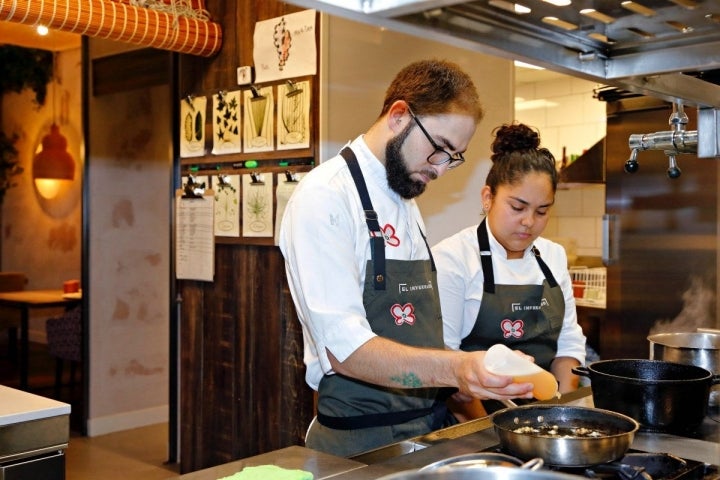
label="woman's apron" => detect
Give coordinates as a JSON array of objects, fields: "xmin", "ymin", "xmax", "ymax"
[
  {"xmin": 306, "ymin": 147, "xmax": 451, "ymax": 457},
  {"xmin": 461, "ymin": 219, "xmax": 565, "ymax": 412}
]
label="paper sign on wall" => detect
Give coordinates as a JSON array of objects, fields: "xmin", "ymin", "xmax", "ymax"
[{"xmin": 253, "ymin": 9, "xmax": 317, "ymax": 83}]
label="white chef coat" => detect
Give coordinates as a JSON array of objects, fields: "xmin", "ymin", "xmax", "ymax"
[
  {"xmin": 432, "ymin": 222, "xmax": 586, "ymax": 364},
  {"xmin": 279, "ymin": 136, "xmax": 431, "ymax": 390}
]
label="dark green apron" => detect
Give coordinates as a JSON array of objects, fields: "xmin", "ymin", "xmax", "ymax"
[
  {"xmin": 307, "ymin": 147, "xmax": 450, "ymax": 457},
  {"xmin": 461, "ymin": 218, "xmax": 565, "ymax": 369}
]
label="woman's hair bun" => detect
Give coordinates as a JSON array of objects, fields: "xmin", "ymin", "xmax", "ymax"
[{"xmin": 491, "ymin": 123, "xmax": 540, "ymax": 157}]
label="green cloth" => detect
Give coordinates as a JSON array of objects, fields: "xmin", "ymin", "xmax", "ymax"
[{"xmin": 219, "ymin": 465, "xmax": 313, "ymax": 480}]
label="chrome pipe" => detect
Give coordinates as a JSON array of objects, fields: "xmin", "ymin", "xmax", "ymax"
[{"xmin": 628, "ymin": 130, "xmax": 698, "ymax": 154}]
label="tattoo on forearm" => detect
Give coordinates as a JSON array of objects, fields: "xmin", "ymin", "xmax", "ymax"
[{"xmin": 390, "ymin": 372, "xmax": 423, "ymax": 388}]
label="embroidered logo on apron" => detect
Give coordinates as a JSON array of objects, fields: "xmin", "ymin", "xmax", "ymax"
[
  {"xmin": 391, "ymin": 303, "xmax": 416, "ymax": 325},
  {"xmin": 382, "ymin": 224, "xmax": 400, "ymax": 247},
  {"xmin": 500, "ymin": 318, "xmax": 525, "ymax": 338}
]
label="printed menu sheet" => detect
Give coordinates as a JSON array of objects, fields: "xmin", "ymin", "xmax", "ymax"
[{"xmin": 176, "ymin": 191, "xmax": 215, "ymax": 281}]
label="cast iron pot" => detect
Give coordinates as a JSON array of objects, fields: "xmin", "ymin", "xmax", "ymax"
[
  {"xmin": 648, "ymin": 332, "xmax": 720, "ymax": 406},
  {"xmin": 491, "ymin": 404, "xmax": 638, "ymax": 467},
  {"xmin": 572, "ymin": 359, "xmax": 720, "ymax": 433}
]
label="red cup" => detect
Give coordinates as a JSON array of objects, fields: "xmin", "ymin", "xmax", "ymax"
[{"xmin": 63, "ymin": 280, "xmax": 80, "ymax": 293}]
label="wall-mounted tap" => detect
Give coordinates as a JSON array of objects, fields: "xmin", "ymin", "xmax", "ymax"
[{"xmin": 624, "ymin": 101, "xmax": 699, "ymax": 179}]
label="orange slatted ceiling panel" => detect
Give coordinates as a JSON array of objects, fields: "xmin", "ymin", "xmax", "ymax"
[{"xmin": 0, "ymin": 0, "xmax": 222, "ymax": 57}]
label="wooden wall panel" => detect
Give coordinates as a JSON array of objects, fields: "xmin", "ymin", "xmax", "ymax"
[{"xmin": 178, "ymin": 0, "xmax": 316, "ymax": 473}]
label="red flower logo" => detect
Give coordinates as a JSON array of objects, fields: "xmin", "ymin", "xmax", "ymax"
[
  {"xmin": 500, "ymin": 319, "xmax": 524, "ymax": 338},
  {"xmin": 391, "ymin": 303, "xmax": 415, "ymax": 325},
  {"xmin": 382, "ymin": 224, "xmax": 400, "ymax": 247}
]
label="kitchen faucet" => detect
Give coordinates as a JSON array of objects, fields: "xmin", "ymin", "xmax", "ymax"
[{"xmin": 624, "ymin": 101, "xmax": 698, "ymax": 179}]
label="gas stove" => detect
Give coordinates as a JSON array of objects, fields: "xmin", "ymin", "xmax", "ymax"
[
  {"xmin": 553, "ymin": 451, "xmax": 717, "ymax": 480},
  {"xmin": 482, "ymin": 447, "xmax": 720, "ymax": 480}
]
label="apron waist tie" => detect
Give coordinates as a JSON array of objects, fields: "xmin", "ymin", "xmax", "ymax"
[{"xmin": 317, "ymin": 400, "xmax": 448, "ymax": 431}]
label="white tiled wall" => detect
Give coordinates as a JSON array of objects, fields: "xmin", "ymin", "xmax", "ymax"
[{"xmin": 515, "ymin": 74, "xmax": 607, "ymax": 258}]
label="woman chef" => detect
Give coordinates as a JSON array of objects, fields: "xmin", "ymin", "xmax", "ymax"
[{"xmin": 433, "ymin": 123, "xmax": 587, "ymax": 417}]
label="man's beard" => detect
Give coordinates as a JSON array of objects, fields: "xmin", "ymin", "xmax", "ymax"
[{"xmin": 385, "ymin": 125, "xmax": 431, "ymax": 199}]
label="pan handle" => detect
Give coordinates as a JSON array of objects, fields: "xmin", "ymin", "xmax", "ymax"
[
  {"xmin": 572, "ymin": 366, "xmax": 591, "ymax": 377},
  {"xmin": 520, "ymin": 458, "xmax": 544, "ymax": 471}
]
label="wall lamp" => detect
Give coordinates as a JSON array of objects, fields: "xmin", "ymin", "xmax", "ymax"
[
  {"xmin": 33, "ymin": 51, "xmax": 76, "ymax": 200},
  {"xmin": 33, "ymin": 123, "xmax": 75, "ymax": 199}
]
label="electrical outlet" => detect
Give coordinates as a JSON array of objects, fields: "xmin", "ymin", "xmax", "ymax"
[{"xmin": 237, "ymin": 66, "xmax": 253, "ymax": 86}]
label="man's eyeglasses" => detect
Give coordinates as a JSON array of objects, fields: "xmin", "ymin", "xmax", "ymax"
[{"xmin": 407, "ymin": 108, "xmax": 465, "ymax": 170}]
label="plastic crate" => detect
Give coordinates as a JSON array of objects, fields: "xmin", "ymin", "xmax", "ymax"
[{"xmin": 569, "ymin": 266, "xmax": 606, "ymax": 308}]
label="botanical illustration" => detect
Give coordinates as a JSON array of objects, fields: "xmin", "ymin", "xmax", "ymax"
[
  {"xmin": 180, "ymin": 95, "xmax": 207, "ymax": 158},
  {"xmin": 274, "ymin": 16, "xmax": 292, "ymax": 71},
  {"xmin": 211, "ymin": 90, "xmax": 242, "ymax": 155},
  {"xmin": 243, "ymin": 86, "xmax": 273, "ymax": 153},
  {"xmin": 242, "ymin": 173, "xmax": 273, "ymax": 237},
  {"xmin": 213, "ymin": 174, "xmax": 240, "ymax": 237},
  {"xmin": 274, "ymin": 171, "xmax": 304, "ymax": 246},
  {"xmin": 277, "ymin": 80, "xmax": 310, "ymax": 150}
]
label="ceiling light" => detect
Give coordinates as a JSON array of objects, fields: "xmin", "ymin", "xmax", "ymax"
[
  {"xmin": 621, "ymin": 1, "xmax": 656, "ymax": 16},
  {"xmin": 515, "ymin": 99, "xmax": 559, "ymax": 111},
  {"xmin": 489, "ymin": 0, "xmax": 532, "ymax": 14},
  {"xmin": 588, "ymin": 32, "xmax": 614, "ymax": 43},
  {"xmin": 580, "ymin": 9, "xmax": 616, "ymax": 24},
  {"xmin": 543, "ymin": 0, "xmax": 572, "ymax": 6},
  {"xmin": 514, "ymin": 60, "xmax": 544, "ymax": 70},
  {"xmin": 668, "ymin": 0, "xmax": 697, "ymax": 8},
  {"xmin": 36, "ymin": 25, "xmax": 49, "ymax": 36},
  {"xmin": 542, "ymin": 16, "xmax": 578, "ymax": 30}
]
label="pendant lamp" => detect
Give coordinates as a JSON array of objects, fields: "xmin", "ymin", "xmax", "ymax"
[{"xmin": 33, "ymin": 53, "xmax": 75, "ymax": 200}]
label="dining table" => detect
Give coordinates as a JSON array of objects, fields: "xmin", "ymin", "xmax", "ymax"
[{"xmin": 0, "ymin": 290, "xmax": 81, "ymax": 390}]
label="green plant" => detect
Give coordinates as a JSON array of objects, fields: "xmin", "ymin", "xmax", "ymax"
[
  {"xmin": 0, "ymin": 131, "xmax": 23, "ymax": 204},
  {"xmin": 0, "ymin": 45, "xmax": 54, "ymax": 106},
  {"xmin": 0, "ymin": 45, "xmax": 54, "ymax": 204}
]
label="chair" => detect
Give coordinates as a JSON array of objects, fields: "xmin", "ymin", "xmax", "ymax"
[
  {"xmin": 45, "ymin": 306, "xmax": 82, "ymax": 396},
  {"xmin": 0, "ymin": 272, "xmax": 28, "ymax": 360}
]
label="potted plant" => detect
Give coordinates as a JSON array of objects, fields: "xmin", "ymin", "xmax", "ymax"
[
  {"xmin": 0, "ymin": 45, "xmax": 54, "ymax": 203},
  {"xmin": 0, "ymin": 131, "xmax": 23, "ymax": 204}
]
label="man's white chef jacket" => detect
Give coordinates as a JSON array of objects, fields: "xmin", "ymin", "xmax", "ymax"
[{"xmin": 279, "ymin": 136, "xmax": 432, "ymax": 389}]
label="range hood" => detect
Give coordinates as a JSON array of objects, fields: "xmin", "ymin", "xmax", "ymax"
[
  {"xmin": 287, "ymin": 0, "xmax": 720, "ymax": 109},
  {"xmin": 560, "ymin": 137, "xmax": 605, "ymax": 185}
]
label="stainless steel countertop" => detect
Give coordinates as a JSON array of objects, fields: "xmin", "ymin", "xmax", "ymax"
[
  {"xmin": 175, "ymin": 388, "xmax": 720, "ymax": 479},
  {"xmin": 173, "ymin": 445, "xmax": 366, "ymax": 479}
]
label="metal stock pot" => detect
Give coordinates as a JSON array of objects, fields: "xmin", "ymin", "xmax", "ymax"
[{"xmin": 648, "ymin": 332, "xmax": 720, "ymax": 406}]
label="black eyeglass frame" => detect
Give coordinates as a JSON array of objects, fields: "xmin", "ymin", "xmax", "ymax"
[{"xmin": 407, "ymin": 107, "xmax": 465, "ymax": 170}]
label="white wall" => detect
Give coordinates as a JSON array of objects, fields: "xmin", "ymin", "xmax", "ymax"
[
  {"xmin": 86, "ymin": 40, "xmax": 170, "ymax": 435},
  {"xmin": 515, "ymin": 76, "xmax": 607, "ymax": 258},
  {"xmin": 320, "ymin": 14, "xmax": 514, "ymax": 247}
]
